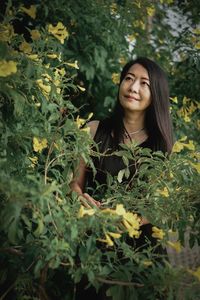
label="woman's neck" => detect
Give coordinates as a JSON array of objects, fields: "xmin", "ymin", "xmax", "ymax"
[{"xmin": 123, "ymin": 111, "xmax": 145, "ymax": 132}]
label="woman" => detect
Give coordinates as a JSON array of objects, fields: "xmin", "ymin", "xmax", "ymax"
[
  {"xmin": 71, "ymin": 57, "xmax": 173, "ymax": 299},
  {"xmin": 71, "ymin": 57, "xmax": 173, "ymax": 209}
]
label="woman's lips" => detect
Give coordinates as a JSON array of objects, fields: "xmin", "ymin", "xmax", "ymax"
[{"xmin": 124, "ymin": 95, "xmax": 140, "ymax": 101}]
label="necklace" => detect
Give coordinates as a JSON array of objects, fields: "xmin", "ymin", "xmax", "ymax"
[{"xmin": 124, "ymin": 127, "xmax": 145, "ymax": 138}]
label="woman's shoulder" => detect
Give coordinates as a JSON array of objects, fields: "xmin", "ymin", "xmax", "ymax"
[
  {"xmin": 87, "ymin": 120, "xmax": 100, "ymax": 138},
  {"xmin": 87, "ymin": 118, "xmax": 112, "ymax": 139}
]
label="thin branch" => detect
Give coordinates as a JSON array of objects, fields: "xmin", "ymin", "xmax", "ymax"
[
  {"xmin": 0, "ymin": 247, "xmax": 23, "ymax": 257},
  {"xmin": 96, "ymin": 276, "xmax": 144, "ymax": 287},
  {"xmin": 0, "ymin": 281, "xmax": 16, "ymax": 300},
  {"xmin": 45, "ymin": 153, "xmax": 66, "ymax": 171}
]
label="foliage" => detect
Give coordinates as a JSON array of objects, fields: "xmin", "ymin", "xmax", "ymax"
[{"xmin": 0, "ymin": 1, "xmax": 200, "ymax": 300}]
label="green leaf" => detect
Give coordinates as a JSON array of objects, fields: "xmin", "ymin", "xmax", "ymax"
[
  {"xmin": 117, "ymin": 169, "xmax": 125, "ymax": 183},
  {"xmin": 33, "ymin": 219, "xmax": 44, "ymax": 237}
]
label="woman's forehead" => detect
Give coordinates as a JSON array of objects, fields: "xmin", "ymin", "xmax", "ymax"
[{"xmin": 127, "ymin": 63, "xmax": 149, "ymax": 80}]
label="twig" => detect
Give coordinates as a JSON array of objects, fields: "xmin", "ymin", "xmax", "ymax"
[
  {"xmin": 0, "ymin": 247, "xmax": 23, "ymax": 257},
  {"xmin": 39, "ymin": 263, "xmax": 50, "ymax": 300},
  {"xmin": 45, "ymin": 153, "xmax": 65, "ymax": 171},
  {"xmin": 43, "ymin": 118, "xmax": 64, "ymax": 236},
  {"xmin": 96, "ymin": 276, "xmax": 144, "ymax": 287},
  {"xmin": 0, "ymin": 281, "xmax": 16, "ymax": 300}
]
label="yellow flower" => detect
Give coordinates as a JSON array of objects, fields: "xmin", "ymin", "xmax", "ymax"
[
  {"xmin": 115, "ymin": 204, "xmax": 126, "ymax": 216},
  {"xmin": 108, "ymin": 232, "xmax": 121, "ymax": 239},
  {"xmin": 57, "ymin": 68, "xmax": 66, "ymax": 77},
  {"xmin": 76, "ymin": 113, "xmax": 93, "ymax": 131},
  {"xmin": 172, "ymin": 138, "xmax": 195, "ymax": 153},
  {"xmin": 27, "ymin": 54, "xmax": 39, "ymax": 61},
  {"xmin": 157, "ymin": 187, "xmax": 169, "ymax": 198},
  {"xmin": 87, "ymin": 112, "xmax": 93, "ymax": 120},
  {"xmin": 188, "ymin": 102, "xmax": 197, "ymax": 114},
  {"xmin": 28, "ymin": 156, "xmax": 38, "ymax": 164},
  {"xmin": 172, "ymin": 141, "xmax": 184, "ymax": 153},
  {"xmin": 19, "ymin": 41, "xmax": 32, "ymax": 54},
  {"xmin": 56, "ymin": 88, "xmax": 61, "ymax": 94},
  {"xmin": 152, "ymin": 226, "xmax": 165, "ymax": 240},
  {"xmin": 21, "ymin": 5, "xmax": 37, "ymax": 19},
  {"xmin": 98, "ymin": 231, "xmax": 121, "ymax": 247},
  {"xmin": 147, "ymin": 6, "xmax": 155, "ymax": 17},
  {"xmin": 53, "ymin": 79, "xmax": 60, "ymax": 87},
  {"xmin": 78, "ymin": 205, "xmax": 95, "ymax": 218},
  {"xmin": 28, "ymin": 156, "xmax": 38, "ymax": 168},
  {"xmin": 122, "ymin": 212, "xmax": 141, "ymax": 238},
  {"xmin": 98, "ymin": 233, "xmax": 114, "ymax": 247},
  {"xmin": 195, "ymin": 41, "xmax": 200, "ymax": 49},
  {"xmin": 54, "ymin": 67, "xmax": 66, "ymax": 79},
  {"xmin": 110, "ymin": 3, "xmax": 117, "ymax": 15},
  {"xmin": 183, "ymin": 96, "xmax": 189, "ymax": 105},
  {"xmin": 184, "ymin": 140, "xmax": 195, "ymax": 151},
  {"xmin": 36, "ymin": 79, "xmax": 51, "ymax": 98},
  {"xmin": 30, "ymin": 29, "xmax": 41, "ymax": 40},
  {"xmin": 170, "ymin": 96, "xmax": 178, "ymax": 103},
  {"xmin": 188, "ymin": 267, "xmax": 200, "ymax": 281},
  {"xmin": 0, "ymin": 60, "xmax": 17, "ymax": 77},
  {"xmin": 102, "ymin": 204, "xmax": 141, "ymax": 238},
  {"xmin": 48, "ymin": 22, "xmax": 69, "ymax": 44},
  {"xmin": 126, "ymin": 225, "xmax": 141, "ymax": 238},
  {"xmin": 77, "ymin": 85, "xmax": 86, "ymax": 92},
  {"xmin": 47, "ymin": 52, "xmax": 62, "ymax": 61},
  {"xmin": 111, "ymin": 73, "xmax": 120, "ymax": 84},
  {"xmin": 134, "ymin": 20, "xmax": 145, "ymax": 30},
  {"xmin": 76, "ymin": 116, "xmax": 86, "ymax": 129},
  {"xmin": 190, "ymin": 162, "xmax": 200, "ymax": 174},
  {"xmin": 81, "ymin": 127, "xmax": 90, "ymax": 134},
  {"xmin": 101, "ymin": 208, "xmax": 116, "ymax": 214},
  {"xmin": 193, "ymin": 28, "xmax": 200, "ymax": 35},
  {"xmin": 167, "ymin": 241, "xmax": 182, "ymax": 253},
  {"xmin": 47, "ymin": 53, "xmax": 59, "ymax": 59},
  {"xmin": 123, "ymin": 212, "xmax": 140, "ymax": 229},
  {"xmin": 66, "ymin": 60, "xmax": 79, "ymax": 69},
  {"xmin": 42, "ymin": 73, "xmax": 52, "ymax": 82},
  {"xmin": 0, "ymin": 24, "xmax": 15, "ymax": 42},
  {"xmin": 119, "ymin": 57, "xmax": 126, "ymax": 65},
  {"xmin": 184, "ymin": 115, "xmax": 191, "ymax": 123},
  {"xmin": 143, "ymin": 260, "xmax": 153, "ymax": 267},
  {"xmin": 33, "ymin": 137, "xmax": 48, "ymax": 153}
]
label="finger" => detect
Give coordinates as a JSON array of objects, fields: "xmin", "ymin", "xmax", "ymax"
[
  {"xmin": 78, "ymin": 195, "xmax": 91, "ymax": 208},
  {"xmin": 83, "ymin": 193, "xmax": 101, "ymax": 207},
  {"xmin": 140, "ymin": 217, "xmax": 150, "ymax": 226}
]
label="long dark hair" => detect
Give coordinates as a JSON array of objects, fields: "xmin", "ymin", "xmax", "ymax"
[{"xmin": 110, "ymin": 57, "xmax": 173, "ymax": 154}]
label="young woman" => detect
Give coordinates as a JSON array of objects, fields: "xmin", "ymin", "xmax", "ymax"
[
  {"xmin": 71, "ymin": 57, "xmax": 173, "ymax": 211},
  {"xmin": 71, "ymin": 57, "xmax": 173, "ymax": 299}
]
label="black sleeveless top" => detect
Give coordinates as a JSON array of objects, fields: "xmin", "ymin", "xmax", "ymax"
[
  {"xmin": 85, "ymin": 119, "xmax": 153, "ymax": 197},
  {"xmin": 84, "ymin": 119, "xmax": 166, "ymax": 255}
]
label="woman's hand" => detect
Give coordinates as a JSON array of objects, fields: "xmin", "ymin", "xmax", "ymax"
[
  {"xmin": 83, "ymin": 193, "xmax": 101, "ymax": 208},
  {"xmin": 140, "ymin": 216, "xmax": 150, "ymax": 226}
]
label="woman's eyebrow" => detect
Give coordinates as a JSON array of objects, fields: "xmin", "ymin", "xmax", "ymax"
[{"xmin": 127, "ymin": 72, "xmax": 149, "ymax": 81}]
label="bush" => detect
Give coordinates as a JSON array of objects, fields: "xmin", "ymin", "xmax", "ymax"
[{"xmin": 0, "ymin": 1, "xmax": 200, "ymax": 299}]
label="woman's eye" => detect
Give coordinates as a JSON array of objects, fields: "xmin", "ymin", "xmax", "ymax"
[
  {"xmin": 125, "ymin": 76, "xmax": 132, "ymax": 81},
  {"xmin": 142, "ymin": 81, "xmax": 149, "ymax": 87}
]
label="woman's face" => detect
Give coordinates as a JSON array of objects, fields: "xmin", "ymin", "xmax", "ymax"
[{"xmin": 119, "ymin": 63, "xmax": 151, "ymax": 113}]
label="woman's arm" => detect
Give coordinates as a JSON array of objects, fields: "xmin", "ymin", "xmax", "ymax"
[{"xmin": 70, "ymin": 120, "xmax": 101, "ymax": 207}]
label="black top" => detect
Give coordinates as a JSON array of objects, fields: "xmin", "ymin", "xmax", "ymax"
[
  {"xmin": 75, "ymin": 120, "xmax": 166, "ymax": 300},
  {"xmin": 84, "ymin": 119, "xmax": 166, "ymax": 252},
  {"xmin": 85, "ymin": 119, "xmax": 153, "ymax": 197}
]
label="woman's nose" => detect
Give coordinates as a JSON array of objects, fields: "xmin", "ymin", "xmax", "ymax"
[{"xmin": 129, "ymin": 80, "xmax": 139, "ymax": 93}]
